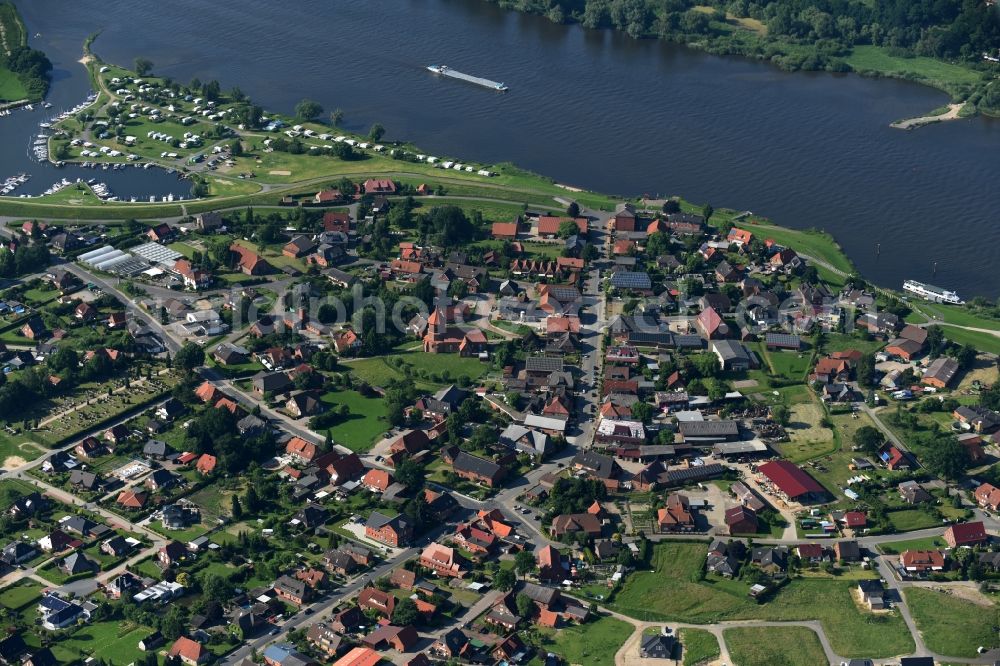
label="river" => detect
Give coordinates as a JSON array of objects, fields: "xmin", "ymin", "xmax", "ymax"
[{"xmin": 7, "ymin": 0, "xmax": 1000, "ymax": 296}]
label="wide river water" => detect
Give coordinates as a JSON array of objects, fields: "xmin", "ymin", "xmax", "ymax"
[{"xmin": 6, "ymin": 0, "xmax": 1000, "ymax": 296}]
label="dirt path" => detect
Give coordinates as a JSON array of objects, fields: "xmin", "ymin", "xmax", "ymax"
[
  {"xmin": 892, "ymin": 103, "xmax": 965, "ymax": 130},
  {"xmin": 1, "ymin": 455, "xmax": 26, "ymax": 470}
]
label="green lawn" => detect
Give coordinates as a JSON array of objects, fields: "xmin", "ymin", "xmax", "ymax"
[
  {"xmin": 168, "ymin": 241, "xmax": 199, "ymax": 258},
  {"xmin": 0, "ymin": 430, "xmax": 44, "ymax": 467},
  {"xmin": 724, "ymin": 626, "xmax": 828, "ymax": 666},
  {"xmin": 760, "ymin": 345, "xmax": 813, "ymax": 382},
  {"xmin": 886, "ymin": 508, "xmax": 942, "ymax": 533},
  {"xmin": 147, "ymin": 519, "xmax": 211, "ymax": 543},
  {"xmin": 609, "ymin": 542, "xmax": 914, "ymax": 658},
  {"xmin": 319, "ymin": 388, "xmax": 391, "ymax": 452},
  {"xmin": 0, "ymin": 581, "xmax": 43, "ymax": 610},
  {"xmin": 905, "ymin": 588, "xmax": 1000, "ymax": 658},
  {"xmin": 845, "ymin": 45, "xmax": 984, "ymax": 94},
  {"xmin": 824, "ymin": 332, "xmax": 885, "ymax": 356},
  {"xmin": 878, "ymin": 535, "xmax": 947, "ymax": 555},
  {"xmin": 414, "ymin": 197, "xmax": 526, "ymax": 223},
  {"xmin": 392, "ymin": 350, "xmax": 488, "ymax": 383},
  {"xmin": 679, "ymin": 628, "xmax": 720, "ymax": 666},
  {"xmin": 56, "ymin": 620, "xmax": 156, "ymax": 664},
  {"xmin": 529, "ymin": 615, "xmax": 632, "ymax": 666},
  {"xmin": 341, "ymin": 357, "xmax": 419, "ymax": 388}
]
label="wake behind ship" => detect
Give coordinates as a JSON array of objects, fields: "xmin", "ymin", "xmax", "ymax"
[{"xmin": 427, "ymin": 65, "xmax": 508, "ymax": 92}]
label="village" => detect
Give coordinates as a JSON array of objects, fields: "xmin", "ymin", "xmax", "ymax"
[{"xmin": 0, "ymin": 61, "xmax": 999, "ymax": 666}]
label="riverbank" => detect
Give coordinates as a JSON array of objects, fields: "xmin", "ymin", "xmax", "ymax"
[
  {"xmin": 478, "ymin": 0, "xmax": 999, "ymax": 120},
  {"xmin": 0, "ymin": 2, "xmax": 50, "ymax": 102}
]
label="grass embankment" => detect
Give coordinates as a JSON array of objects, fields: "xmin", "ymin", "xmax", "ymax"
[
  {"xmin": 679, "ymin": 628, "xmax": 721, "ymax": 666},
  {"xmin": 904, "ymin": 298, "xmax": 1000, "ymax": 355},
  {"xmin": 737, "ymin": 222, "xmax": 855, "ymax": 275},
  {"xmin": 609, "ymin": 542, "xmax": 914, "ymax": 658},
  {"xmin": 904, "ymin": 587, "xmax": 1000, "ymax": 658},
  {"xmin": 724, "ymin": 626, "xmax": 828, "ymax": 666}
]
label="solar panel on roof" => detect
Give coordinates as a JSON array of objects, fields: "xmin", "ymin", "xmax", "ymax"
[{"xmin": 610, "ymin": 271, "xmax": 652, "ymax": 289}]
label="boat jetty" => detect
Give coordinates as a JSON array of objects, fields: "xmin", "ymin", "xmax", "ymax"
[
  {"xmin": 427, "ymin": 65, "xmax": 508, "ymax": 92},
  {"xmin": 1, "ymin": 174, "xmax": 30, "ymax": 196}
]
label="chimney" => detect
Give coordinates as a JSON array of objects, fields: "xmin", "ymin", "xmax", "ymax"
[{"xmin": 298, "ymin": 307, "xmax": 307, "ymax": 329}]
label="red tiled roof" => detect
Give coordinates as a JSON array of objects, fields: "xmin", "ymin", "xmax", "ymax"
[
  {"xmin": 759, "ymin": 460, "xmax": 825, "ymax": 499},
  {"xmin": 169, "ymin": 637, "xmax": 206, "ymax": 662},
  {"xmin": 945, "ymin": 521, "xmax": 987, "ymax": 546}
]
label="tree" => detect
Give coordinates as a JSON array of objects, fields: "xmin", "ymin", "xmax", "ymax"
[
  {"xmin": 957, "ymin": 344, "xmax": 977, "ymax": 369},
  {"xmin": 557, "ymin": 219, "xmax": 579, "ymax": 238},
  {"xmin": 392, "ymin": 598, "xmax": 420, "ymax": 626},
  {"xmin": 566, "ymin": 201, "xmax": 580, "ymax": 218},
  {"xmin": 244, "ymin": 486, "xmax": 261, "ymax": 515},
  {"xmin": 174, "ymin": 342, "xmax": 206, "ymax": 373},
  {"xmin": 771, "ymin": 404, "xmax": 791, "ymax": 426},
  {"xmin": 922, "ymin": 434, "xmax": 969, "ymax": 480},
  {"xmin": 701, "ymin": 203, "xmax": 714, "ymax": 222},
  {"xmin": 494, "ymin": 567, "xmax": 516, "ymax": 591},
  {"xmin": 231, "ymin": 495, "xmax": 243, "ymax": 520},
  {"xmin": 857, "ymin": 353, "xmax": 877, "ymax": 388},
  {"xmin": 926, "ymin": 325, "xmax": 945, "ymax": 357},
  {"xmin": 368, "ymin": 123, "xmax": 385, "ymax": 141},
  {"xmin": 160, "ymin": 606, "xmax": 186, "ymax": 639},
  {"xmin": 395, "ymin": 458, "xmax": 425, "ymax": 491},
  {"xmin": 330, "ymin": 108, "xmax": 344, "ymax": 125},
  {"xmin": 631, "ymin": 401, "xmax": 653, "ymax": 423},
  {"xmin": 514, "ymin": 549, "xmax": 536, "ymax": 579},
  {"xmin": 295, "ymin": 99, "xmax": 323, "ymax": 121},
  {"xmin": 852, "ymin": 425, "xmax": 883, "ymax": 454},
  {"xmin": 133, "ymin": 58, "xmax": 153, "ymax": 76},
  {"xmin": 516, "ymin": 592, "xmax": 535, "ymax": 619}
]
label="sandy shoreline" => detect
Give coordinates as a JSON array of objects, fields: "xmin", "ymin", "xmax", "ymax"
[{"xmin": 891, "ymin": 102, "xmax": 965, "ymax": 130}]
